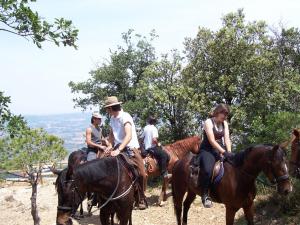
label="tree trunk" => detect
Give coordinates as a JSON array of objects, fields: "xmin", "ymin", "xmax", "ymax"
[{"xmin": 30, "ymin": 174, "xmax": 40, "ymax": 225}]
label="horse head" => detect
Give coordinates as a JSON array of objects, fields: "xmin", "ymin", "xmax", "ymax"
[
  {"xmin": 263, "ymin": 145, "xmax": 292, "ymax": 195},
  {"xmin": 55, "ymin": 168, "xmax": 82, "ymax": 225}
]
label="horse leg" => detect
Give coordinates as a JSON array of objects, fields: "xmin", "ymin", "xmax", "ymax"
[
  {"xmin": 129, "ymin": 210, "xmax": 132, "ymax": 225},
  {"xmin": 118, "ymin": 210, "xmax": 131, "ymax": 225},
  {"xmin": 110, "ymin": 212, "xmax": 115, "ymax": 225},
  {"xmin": 99, "ymin": 209, "xmax": 110, "ymax": 225},
  {"xmin": 158, "ymin": 178, "xmax": 167, "ymax": 205},
  {"xmin": 225, "ymin": 206, "xmax": 238, "ymax": 225},
  {"xmin": 243, "ymin": 202, "xmax": 254, "ymax": 225},
  {"xmin": 79, "ymin": 202, "xmax": 84, "ymax": 218},
  {"xmin": 182, "ymin": 190, "xmax": 196, "ymax": 225}
]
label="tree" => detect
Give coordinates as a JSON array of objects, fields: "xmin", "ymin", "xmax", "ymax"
[
  {"xmin": 69, "ymin": 29, "xmax": 157, "ymax": 123},
  {"xmin": 0, "ymin": 91, "xmax": 12, "ymax": 132},
  {"xmin": 0, "ymin": 91, "xmax": 28, "ymax": 138},
  {"xmin": 0, "ymin": 0, "xmax": 78, "ymax": 48},
  {"xmin": 0, "ymin": 128, "xmax": 67, "ymax": 225},
  {"xmin": 183, "ymin": 9, "xmax": 300, "ymax": 147},
  {"xmin": 137, "ymin": 50, "xmax": 196, "ymax": 142}
]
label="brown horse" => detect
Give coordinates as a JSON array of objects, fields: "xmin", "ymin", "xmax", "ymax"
[
  {"xmin": 145, "ymin": 136, "xmax": 201, "ymax": 205},
  {"xmin": 172, "ymin": 144, "xmax": 292, "ymax": 225},
  {"xmin": 289, "ymin": 129, "xmax": 300, "ymax": 178}
]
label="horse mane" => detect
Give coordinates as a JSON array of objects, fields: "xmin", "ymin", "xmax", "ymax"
[
  {"xmin": 74, "ymin": 157, "xmax": 118, "ymax": 181},
  {"xmin": 232, "ymin": 144, "xmax": 274, "ymax": 167},
  {"xmin": 165, "ymin": 136, "xmax": 200, "ymax": 154}
]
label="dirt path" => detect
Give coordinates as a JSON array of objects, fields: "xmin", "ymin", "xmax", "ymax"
[{"xmin": 0, "ymin": 179, "xmax": 246, "ymax": 225}]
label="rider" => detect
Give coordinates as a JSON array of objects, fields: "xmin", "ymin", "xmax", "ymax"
[
  {"xmin": 141, "ymin": 116, "xmax": 171, "ymax": 180},
  {"xmin": 86, "ymin": 112, "xmax": 105, "ymax": 161},
  {"xmin": 104, "ymin": 96, "xmax": 147, "ymax": 210},
  {"xmin": 86, "ymin": 112, "xmax": 107, "ymax": 161},
  {"xmin": 197, "ymin": 103, "xmax": 233, "ymax": 208}
]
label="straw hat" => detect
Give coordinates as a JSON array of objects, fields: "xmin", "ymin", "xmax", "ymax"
[{"xmin": 104, "ymin": 96, "xmax": 122, "ymax": 108}]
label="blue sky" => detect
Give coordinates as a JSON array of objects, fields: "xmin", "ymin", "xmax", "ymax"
[{"xmin": 0, "ymin": 0, "xmax": 299, "ymax": 115}]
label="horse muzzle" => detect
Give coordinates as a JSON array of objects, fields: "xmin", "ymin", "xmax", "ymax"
[{"xmin": 56, "ymin": 208, "xmax": 73, "ymax": 225}]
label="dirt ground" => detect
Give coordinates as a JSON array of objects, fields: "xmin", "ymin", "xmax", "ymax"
[{"xmin": 0, "ymin": 178, "xmax": 273, "ymax": 225}]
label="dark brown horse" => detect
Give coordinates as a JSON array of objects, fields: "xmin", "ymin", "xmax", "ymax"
[
  {"xmin": 145, "ymin": 136, "xmax": 201, "ymax": 205},
  {"xmin": 172, "ymin": 144, "xmax": 292, "ymax": 225},
  {"xmin": 289, "ymin": 129, "xmax": 300, "ymax": 178},
  {"xmin": 56, "ymin": 156, "xmax": 136, "ymax": 225}
]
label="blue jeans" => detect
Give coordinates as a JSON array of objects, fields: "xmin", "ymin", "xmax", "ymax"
[{"xmin": 87, "ymin": 151, "xmax": 97, "ymax": 161}]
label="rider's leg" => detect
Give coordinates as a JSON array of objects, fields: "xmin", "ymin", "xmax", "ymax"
[
  {"xmin": 132, "ymin": 148, "xmax": 147, "ymax": 209},
  {"xmin": 198, "ymin": 150, "xmax": 216, "ymax": 208},
  {"xmin": 87, "ymin": 151, "xmax": 97, "ymax": 161}
]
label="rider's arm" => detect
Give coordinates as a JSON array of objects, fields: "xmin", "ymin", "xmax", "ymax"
[
  {"xmin": 152, "ymin": 127, "xmax": 159, "ymax": 145},
  {"xmin": 86, "ymin": 128, "xmax": 105, "ymax": 150},
  {"xmin": 117, "ymin": 122, "xmax": 132, "ymax": 151},
  {"xmin": 107, "ymin": 128, "xmax": 114, "ymax": 149},
  {"xmin": 204, "ymin": 119, "xmax": 226, "ymax": 154},
  {"xmin": 224, "ymin": 121, "xmax": 232, "ymax": 152}
]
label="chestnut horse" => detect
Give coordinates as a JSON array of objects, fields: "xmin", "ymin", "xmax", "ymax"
[
  {"xmin": 172, "ymin": 144, "xmax": 292, "ymax": 225},
  {"xmin": 145, "ymin": 136, "xmax": 201, "ymax": 205},
  {"xmin": 289, "ymin": 129, "xmax": 300, "ymax": 178}
]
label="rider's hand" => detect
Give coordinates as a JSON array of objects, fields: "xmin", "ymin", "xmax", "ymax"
[
  {"xmin": 223, "ymin": 151, "xmax": 234, "ymax": 159},
  {"xmin": 111, "ymin": 149, "xmax": 120, "ymax": 156}
]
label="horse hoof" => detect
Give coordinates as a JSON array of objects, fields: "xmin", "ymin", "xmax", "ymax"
[{"xmin": 158, "ymin": 201, "xmax": 166, "ymax": 207}]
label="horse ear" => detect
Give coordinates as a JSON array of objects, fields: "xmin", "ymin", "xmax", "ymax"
[{"xmin": 49, "ymin": 166, "xmax": 62, "ymax": 176}]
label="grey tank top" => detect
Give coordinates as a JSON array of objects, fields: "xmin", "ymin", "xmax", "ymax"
[{"xmin": 90, "ymin": 125, "xmax": 102, "ymax": 144}]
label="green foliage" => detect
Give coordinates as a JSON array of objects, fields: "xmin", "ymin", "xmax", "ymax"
[
  {"xmin": 69, "ymin": 29, "xmax": 157, "ymax": 122},
  {"xmin": 0, "ymin": 91, "xmax": 11, "ymax": 131},
  {"xmin": 137, "ymin": 50, "xmax": 197, "ymax": 142},
  {"xmin": 183, "ymin": 9, "xmax": 300, "ymax": 147},
  {"xmin": 70, "ymin": 10, "xmax": 300, "ymax": 146},
  {"xmin": 0, "ymin": 128, "xmax": 67, "ymax": 171},
  {"xmin": 0, "ymin": 0, "xmax": 78, "ymax": 48},
  {"xmin": 246, "ymin": 112, "xmax": 300, "ymax": 147}
]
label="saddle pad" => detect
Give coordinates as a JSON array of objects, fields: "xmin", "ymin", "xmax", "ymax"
[{"xmin": 213, "ymin": 162, "xmax": 224, "ymax": 185}]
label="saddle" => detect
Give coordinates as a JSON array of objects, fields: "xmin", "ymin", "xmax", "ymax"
[
  {"xmin": 118, "ymin": 152, "xmax": 139, "ymax": 180},
  {"xmin": 190, "ymin": 157, "xmax": 224, "ymax": 187}
]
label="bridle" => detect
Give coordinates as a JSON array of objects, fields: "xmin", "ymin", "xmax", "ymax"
[
  {"xmin": 266, "ymin": 149, "xmax": 290, "ymax": 185},
  {"xmin": 237, "ymin": 148, "xmax": 290, "ymax": 187},
  {"xmin": 57, "ymin": 179, "xmax": 85, "ymax": 212}
]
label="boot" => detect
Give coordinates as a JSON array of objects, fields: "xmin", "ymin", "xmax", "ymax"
[{"xmin": 201, "ymin": 189, "xmax": 213, "ymax": 208}]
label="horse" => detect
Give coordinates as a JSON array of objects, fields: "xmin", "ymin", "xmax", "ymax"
[
  {"xmin": 172, "ymin": 144, "xmax": 292, "ymax": 225},
  {"xmin": 289, "ymin": 129, "xmax": 300, "ymax": 178},
  {"xmin": 145, "ymin": 136, "xmax": 201, "ymax": 205},
  {"xmin": 55, "ymin": 156, "xmax": 137, "ymax": 225}
]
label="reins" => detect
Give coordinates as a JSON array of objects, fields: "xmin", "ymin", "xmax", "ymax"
[{"xmin": 98, "ymin": 156, "xmax": 121, "ymax": 209}]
